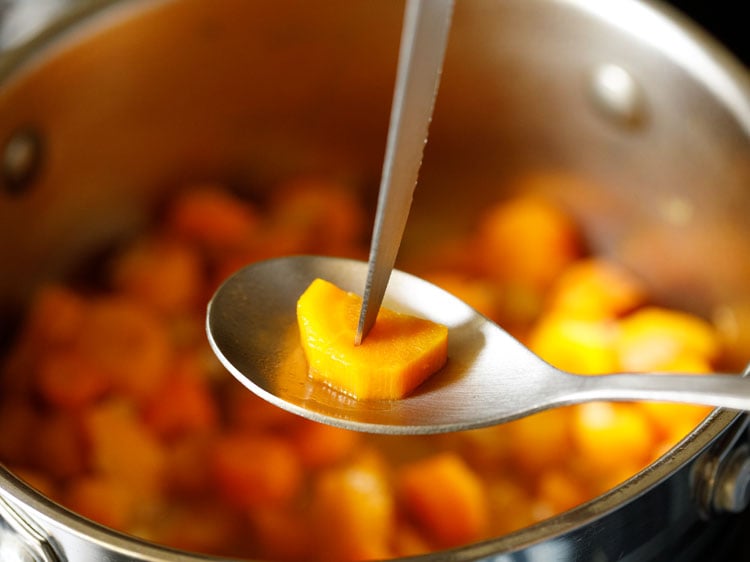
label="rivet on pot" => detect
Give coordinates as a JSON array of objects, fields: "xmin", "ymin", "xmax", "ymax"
[
  {"xmin": 713, "ymin": 443, "xmax": 750, "ymax": 514},
  {"xmin": 589, "ymin": 63, "xmax": 647, "ymax": 130},
  {"xmin": 2, "ymin": 127, "xmax": 44, "ymax": 196}
]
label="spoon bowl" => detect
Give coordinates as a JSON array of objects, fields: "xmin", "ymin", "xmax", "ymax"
[{"xmin": 206, "ymin": 255, "xmax": 750, "ymax": 435}]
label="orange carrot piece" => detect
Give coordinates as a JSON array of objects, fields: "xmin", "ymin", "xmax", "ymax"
[
  {"xmin": 32, "ymin": 413, "xmax": 87, "ymax": 480},
  {"xmin": 64, "ymin": 476, "xmax": 136, "ymax": 531},
  {"xmin": 268, "ymin": 178, "xmax": 365, "ymax": 254},
  {"xmin": 35, "ymin": 350, "xmax": 110, "ymax": 410},
  {"xmin": 297, "ymin": 278, "xmax": 448, "ymax": 400},
  {"xmin": 142, "ymin": 358, "xmax": 218, "ymax": 440},
  {"xmin": 249, "ymin": 507, "xmax": 313, "ymax": 562},
  {"xmin": 291, "ymin": 420, "xmax": 361, "ymax": 469},
  {"xmin": 211, "ymin": 432, "xmax": 302, "ymax": 509},
  {"xmin": 311, "ymin": 453, "xmax": 395, "ymax": 561},
  {"xmin": 546, "ymin": 259, "xmax": 646, "ymax": 320},
  {"xmin": 616, "ymin": 306, "xmax": 720, "ymax": 371},
  {"xmin": 571, "ymin": 402, "xmax": 655, "ymax": 475},
  {"xmin": 83, "ymin": 399, "xmax": 167, "ymax": 497},
  {"xmin": 167, "ymin": 184, "xmax": 260, "ymax": 250},
  {"xmin": 110, "ymin": 238, "xmax": 203, "ymax": 315},
  {"xmin": 75, "ymin": 297, "xmax": 171, "ymax": 402},
  {"xmin": 477, "ymin": 193, "xmax": 581, "ymax": 290},
  {"xmin": 397, "ymin": 452, "xmax": 488, "ymax": 548}
]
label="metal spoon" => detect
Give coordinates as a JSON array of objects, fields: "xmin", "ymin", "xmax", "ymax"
[{"xmin": 207, "ymin": 255, "xmax": 750, "ymax": 435}]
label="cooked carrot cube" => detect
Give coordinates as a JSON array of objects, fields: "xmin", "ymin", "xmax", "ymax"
[
  {"xmin": 211, "ymin": 432, "xmax": 302, "ymax": 509},
  {"xmin": 167, "ymin": 184, "xmax": 260, "ymax": 251},
  {"xmin": 528, "ymin": 315, "xmax": 619, "ymax": 374},
  {"xmin": 477, "ymin": 193, "xmax": 581, "ymax": 290},
  {"xmin": 547, "ymin": 259, "xmax": 646, "ymax": 320},
  {"xmin": 110, "ymin": 238, "xmax": 203, "ymax": 315},
  {"xmin": 0, "ymin": 401, "xmax": 38, "ymax": 465},
  {"xmin": 249, "ymin": 507, "xmax": 313, "ymax": 562},
  {"xmin": 32, "ymin": 413, "xmax": 87, "ymax": 480},
  {"xmin": 268, "ymin": 178, "xmax": 365, "ymax": 254},
  {"xmin": 35, "ymin": 350, "xmax": 110, "ymax": 410},
  {"xmin": 75, "ymin": 297, "xmax": 171, "ymax": 402},
  {"xmin": 142, "ymin": 358, "xmax": 218, "ymax": 440},
  {"xmin": 616, "ymin": 307, "xmax": 720, "ymax": 371},
  {"xmin": 536, "ymin": 469, "xmax": 587, "ymax": 514},
  {"xmin": 571, "ymin": 402, "xmax": 655, "ymax": 475},
  {"xmin": 291, "ymin": 420, "xmax": 361, "ymax": 469},
  {"xmin": 397, "ymin": 452, "xmax": 488, "ymax": 548},
  {"xmin": 311, "ymin": 453, "xmax": 395, "ymax": 561},
  {"xmin": 64, "ymin": 476, "xmax": 136, "ymax": 531},
  {"xmin": 505, "ymin": 408, "xmax": 573, "ymax": 473},
  {"xmin": 297, "ymin": 278, "xmax": 448, "ymax": 400},
  {"xmin": 83, "ymin": 399, "xmax": 167, "ymax": 497}
]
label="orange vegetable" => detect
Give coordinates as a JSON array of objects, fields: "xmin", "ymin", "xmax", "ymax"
[
  {"xmin": 546, "ymin": 259, "xmax": 646, "ymax": 320},
  {"xmin": 296, "ymin": 278, "xmax": 448, "ymax": 400},
  {"xmin": 397, "ymin": 452, "xmax": 488, "ymax": 548},
  {"xmin": 64, "ymin": 476, "xmax": 136, "ymax": 531},
  {"xmin": 75, "ymin": 297, "xmax": 171, "ymax": 402},
  {"xmin": 211, "ymin": 433, "xmax": 302, "ymax": 509},
  {"xmin": 477, "ymin": 193, "xmax": 581, "ymax": 290},
  {"xmin": 83, "ymin": 399, "xmax": 167, "ymax": 498},
  {"xmin": 291, "ymin": 421, "xmax": 361, "ymax": 469},
  {"xmin": 311, "ymin": 452, "xmax": 395, "ymax": 561},
  {"xmin": 110, "ymin": 238, "xmax": 203, "ymax": 316},
  {"xmin": 142, "ymin": 357, "xmax": 218, "ymax": 440},
  {"xmin": 35, "ymin": 350, "xmax": 110, "ymax": 410},
  {"xmin": 616, "ymin": 306, "xmax": 720, "ymax": 371},
  {"xmin": 166, "ymin": 184, "xmax": 260, "ymax": 251}
]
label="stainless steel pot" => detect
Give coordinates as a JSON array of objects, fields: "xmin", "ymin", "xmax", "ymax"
[{"xmin": 2, "ymin": 0, "xmax": 750, "ymax": 560}]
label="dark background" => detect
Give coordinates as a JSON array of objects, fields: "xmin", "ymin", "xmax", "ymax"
[{"xmin": 666, "ymin": 1, "xmax": 749, "ymax": 67}]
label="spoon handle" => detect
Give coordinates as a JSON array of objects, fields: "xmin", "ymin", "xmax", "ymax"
[
  {"xmin": 573, "ymin": 372, "xmax": 750, "ymax": 411},
  {"xmin": 356, "ymin": 0, "xmax": 454, "ymax": 344}
]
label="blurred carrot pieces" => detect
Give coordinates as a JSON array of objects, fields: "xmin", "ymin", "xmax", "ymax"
[
  {"xmin": 35, "ymin": 350, "xmax": 110, "ymax": 410},
  {"xmin": 397, "ymin": 452, "xmax": 488, "ymax": 548},
  {"xmin": 291, "ymin": 421, "xmax": 361, "ymax": 469},
  {"xmin": 75, "ymin": 297, "xmax": 171, "ymax": 402},
  {"xmin": 0, "ymin": 401, "xmax": 38, "ymax": 465},
  {"xmin": 142, "ymin": 358, "xmax": 218, "ymax": 440},
  {"xmin": 311, "ymin": 452, "xmax": 395, "ymax": 561},
  {"xmin": 83, "ymin": 399, "xmax": 167, "ymax": 497},
  {"xmin": 476, "ymin": 194, "xmax": 582, "ymax": 291},
  {"xmin": 535, "ymin": 469, "xmax": 587, "ymax": 514},
  {"xmin": 268, "ymin": 178, "xmax": 365, "ymax": 254},
  {"xmin": 110, "ymin": 238, "xmax": 204, "ymax": 316},
  {"xmin": 20, "ymin": 284, "xmax": 86, "ymax": 347},
  {"xmin": 163, "ymin": 435, "xmax": 213, "ymax": 497},
  {"xmin": 504, "ymin": 408, "xmax": 573, "ymax": 474},
  {"xmin": 156, "ymin": 504, "xmax": 241, "ymax": 556},
  {"xmin": 249, "ymin": 507, "xmax": 313, "ymax": 562},
  {"xmin": 10, "ymin": 467, "xmax": 58, "ymax": 499},
  {"xmin": 616, "ymin": 307, "xmax": 720, "ymax": 372},
  {"xmin": 166, "ymin": 184, "xmax": 260, "ymax": 251},
  {"xmin": 211, "ymin": 433, "xmax": 302, "ymax": 509},
  {"xmin": 297, "ymin": 278, "xmax": 448, "ymax": 400},
  {"xmin": 225, "ymin": 384, "xmax": 298, "ymax": 432},
  {"xmin": 32, "ymin": 413, "xmax": 87, "ymax": 480},
  {"xmin": 64, "ymin": 476, "xmax": 136, "ymax": 532},
  {"xmin": 546, "ymin": 259, "xmax": 646, "ymax": 320},
  {"xmin": 571, "ymin": 402, "xmax": 655, "ymax": 475},
  {"xmin": 528, "ymin": 315, "xmax": 619, "ymax": 375}
]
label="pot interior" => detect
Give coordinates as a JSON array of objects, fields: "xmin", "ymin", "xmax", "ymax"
[{"xmin": 1, "ymin": 0, "xmax": 750, "ymax": 560}]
